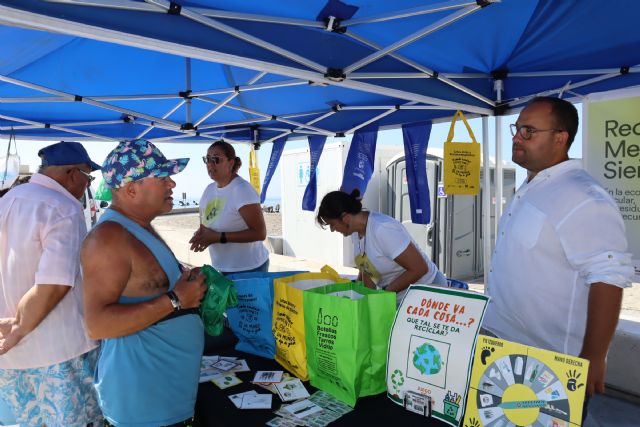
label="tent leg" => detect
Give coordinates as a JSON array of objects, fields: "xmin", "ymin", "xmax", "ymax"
[{"xmin": 482, "ymin": 116, "xmax": 491, "ymax": 285}]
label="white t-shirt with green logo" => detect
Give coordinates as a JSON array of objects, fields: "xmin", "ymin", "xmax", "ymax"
[{"xmin": 199, "ymin": 176, "xmax": 269, "ymax": 272}]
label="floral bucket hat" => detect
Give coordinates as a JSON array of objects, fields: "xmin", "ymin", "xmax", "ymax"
[{"xmin": 102, "ymin": 139, "xmax": 189, "ymax": 189}]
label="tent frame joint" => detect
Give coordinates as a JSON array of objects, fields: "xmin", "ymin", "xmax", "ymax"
[
  {"xmin": 180, "ymin": 122, "xmax": 196, "ymax": 130},
  {"xmin": 168, "ymin": 2, "xmax": 182, "ymax": 15},
  {"xmin": 325, "ymin": 67, "xmax": 346, "ymax": 82},
  {"xmin": 491, "ymin": 69, "xmax": 508, "ymax": 81},
  {"xmin": 179, "ymin": 90, "xmax": 193, "ymax": 99},
  {"xmin": 620, "ymin": 65, "xmax": 630, "ymax": 75},
  {"xmin": 324, "ymin": 16, "xmax": 346, "ymax": 33},
  {"xmin": 74, "ymin": 95, "xmax": 83, "ymax": 102}
]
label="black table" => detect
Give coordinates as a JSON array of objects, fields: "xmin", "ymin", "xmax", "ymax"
[{"xmin": 195, "ymin": 329, "xmax": 449, "ymax": 427}]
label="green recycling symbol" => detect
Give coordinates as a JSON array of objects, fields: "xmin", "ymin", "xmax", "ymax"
[{"xmin": 391, "ymin": 369, "xmax": 404, "ymax": 386}]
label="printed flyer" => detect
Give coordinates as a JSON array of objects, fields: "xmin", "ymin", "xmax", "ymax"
[
  {"xmin": 386, "ymin": 285, "xmax": 489, "ymax": 426},
  {"xmin": 462, "ymin": 335, "xmax": 589, "ymax": 427}
]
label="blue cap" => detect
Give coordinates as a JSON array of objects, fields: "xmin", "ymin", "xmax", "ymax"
[
  {"xmin": 38, "ymin": 141, "xmax": 101, "ymax": 171},
  {"xmin": 101, "ymin": 139, "xmax": 189, "ymax": 189}
]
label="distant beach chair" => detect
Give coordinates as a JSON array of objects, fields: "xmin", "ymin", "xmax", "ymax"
[{"xmin": 275, "ymin": 204, "xmax": 280, "ymax": 213}]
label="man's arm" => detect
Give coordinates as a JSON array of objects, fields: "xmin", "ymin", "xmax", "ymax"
[
  {"xmin": 579, "ymin": 282, "xmax": 623, "ymax": 396},
  {"xmin": 82, "ymin": 222, "xmax": 206, "ymax": 340},
  {"xmin": 0, "ymin": 284, "xmax": 70, "ymax": 354}
]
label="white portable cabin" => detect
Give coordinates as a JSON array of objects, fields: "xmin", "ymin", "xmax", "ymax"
[
  {"xmin": 280, "ymin": 142, "xmax": 401, "ymax": 268},
  {"xmin": 385, "ymin": 150, "xmax": 516, "ymax": 280}
]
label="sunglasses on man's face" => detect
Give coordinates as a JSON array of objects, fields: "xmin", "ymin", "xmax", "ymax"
[{"xmin": 202, "ymin": 155, "xmax": 224, "ymax": 165}]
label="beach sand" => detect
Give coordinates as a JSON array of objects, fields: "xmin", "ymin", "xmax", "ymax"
[{"xmin": 153, "ymin": 211, "xmax": 282, "ymax": 236}]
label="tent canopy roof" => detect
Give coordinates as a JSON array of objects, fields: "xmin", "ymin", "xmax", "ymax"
[{"xmin": 1, "ymin": 0, "xmax": 640, "ymax": 144}]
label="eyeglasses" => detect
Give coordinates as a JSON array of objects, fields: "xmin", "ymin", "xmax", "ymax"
[
  {"xmin": 76, "ymin": 168, "xmax": 95, "ymax": 183},
  {"xmin": 510, "ymin": 124, "xmax": 564, "ymax": 140},
  {"xmin": 202, "ymin": 155, "xmax": 224, "ymax": 165}
]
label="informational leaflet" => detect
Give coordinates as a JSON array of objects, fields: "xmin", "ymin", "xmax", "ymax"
[
  {"xmin": 462, "ymin": 335, "xmax": 589, "ymax": 427},
  {"xmin": 386, "ymin": 285, "xmax": 488, "ymax": 426}
]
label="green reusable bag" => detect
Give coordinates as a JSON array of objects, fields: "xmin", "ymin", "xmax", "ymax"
[
  {"xmin": 200, "ymin": 265, "xmax": 238, "ymax": 336},
  {"xmin": 95, "ymin": 178, "xmax": 112, "ymax": 201},
  {"xmin": 303, "ymin": 282, "xmax": 396, "ymax": 406}
]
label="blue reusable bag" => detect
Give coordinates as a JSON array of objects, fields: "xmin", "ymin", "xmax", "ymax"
[{"xmin": 226, "ymin": 271, "xmax": 303, "ymax": 358}]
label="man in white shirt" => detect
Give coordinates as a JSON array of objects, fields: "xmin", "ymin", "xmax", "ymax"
[
  {"xmin": 483, "ymin": 97, "xmax": 634, "ymax": 397},
  {"xmin": 0, "ymin": 141, "xmax": 103, "ymax": 426}
]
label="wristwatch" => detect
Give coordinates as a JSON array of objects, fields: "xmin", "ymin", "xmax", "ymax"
[
  {"xmin": 166, "ymin": 290, "xmax": 181, "ymax": 312},
  {"xmin": 219, "ymin": 231, "xmax": 228, "ymax": 244}
]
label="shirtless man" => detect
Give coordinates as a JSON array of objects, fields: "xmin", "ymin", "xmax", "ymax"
[{"xmin": 81, "ymin": 139, "xmax": 207, "ymax": 427}]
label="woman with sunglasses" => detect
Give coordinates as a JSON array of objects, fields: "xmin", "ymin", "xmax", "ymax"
[
  {"xmin": 190, "ymin": 140, "xmax": 269, "ymax": 275},
  {"xmin": 317, "ymin": 189, "xmax": 447, "ymax": 305}
]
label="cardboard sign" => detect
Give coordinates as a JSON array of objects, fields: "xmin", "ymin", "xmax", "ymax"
[
  {"xmin": 462, "ymin": 335, "xmax": 589, "ymax": 427},
  {"xmin": 387, "ymin": 285, "xmax": 488, "ymax": 426}
]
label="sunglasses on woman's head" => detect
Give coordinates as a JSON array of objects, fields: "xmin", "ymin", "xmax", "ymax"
[{"xmin": 202, "ymin": 155, "xmax": 224, "ymax": 164}]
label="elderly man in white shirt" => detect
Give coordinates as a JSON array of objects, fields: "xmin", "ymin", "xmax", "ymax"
[
  {"xmin": 483, "ymin": 97, "xmax": 634, "ymax": 399},
  {"xmin": 0, "ymin": 141, "xmax": 103, "ymax": 426}
]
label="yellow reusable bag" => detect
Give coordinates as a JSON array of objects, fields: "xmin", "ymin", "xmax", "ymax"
[
  {"xmin": 272, "ymin": 266, "xmax": 350, "ymax": 380},
  {"xmin": 443, "ymin": 111, "xmax": 480, "ymax": 195},
  {"xmin": 249, "ymin": 145, "xmax": 261, "ymax": 195}
]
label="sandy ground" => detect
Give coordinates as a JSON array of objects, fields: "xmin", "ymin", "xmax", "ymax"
[{"xmin": 153, "ymin": 211, "xmax": 282, "ymax": 236}]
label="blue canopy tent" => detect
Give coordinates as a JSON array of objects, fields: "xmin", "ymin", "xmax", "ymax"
[{"xmin": 1, "ymin": 0, "xmax": 640, "ymax": 279}]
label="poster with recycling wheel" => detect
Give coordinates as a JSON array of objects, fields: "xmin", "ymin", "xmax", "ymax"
[
  {"xmin": 387, "ymin": 285, "xmax": 489, "ymax": 426},
  {"xmin": 462, "ymin": 335, "xmax": 589, "ymax": 427}
]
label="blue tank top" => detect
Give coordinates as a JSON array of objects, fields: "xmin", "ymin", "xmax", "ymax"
[{"xmin": 95, "ymin": 209, "xmax": 204, "ymax": 427}]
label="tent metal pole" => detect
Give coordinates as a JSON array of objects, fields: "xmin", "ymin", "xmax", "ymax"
[
  {"xmin": 341, "ymin": 105, "xmax": 448, "ymax": 110},
  {"xmin": 482, "ymin": 116, "xmax": 491, "ymax": 285},
  {"xmin": 276, "ymin": 117, "xmax": 334, "ymax": 137},
  {"xmin": 0, "ymin": 114, "xmax": 116, "ymax": 141},
  {"xmin": 350, "ymin": 72, "xmax": 444, "ymax": 79},
  {"xmin": 0, "ymin": 74, "xmax": 181, "ymax": 130},
  {"xmin": 194, "ymin": 71, "xmax": 266, "ymax": 127},
  {"xmin": 0, "ymin": 6, "xmax": 492, "ymax": 115},
  {"xmin": 343, "ymin": 5, "xmax": 482, "ymax": 75},
  {"xmin": 1, "ymin": 120, "xmax": 125, "ymax": 129},
  {"xmin": 345, "ymin": 32, "xmax": 494, "ymax": 106},
  {"xmin": 197, "ymin": 117, "xmax": 271, "ymax": 130},
  {"xmin": 346, "ymin": 102, "xmax": 417, "ymax": 134},
  {"xmin": 0, "ymin": 97, "xmax": 71, "ymax": 103},
  {"xmin": 198, "ymin": 96, "xmax": 335, "ymax": 136},
  {"xmin": 342, "ymin": 0, "xmax": 477, "ymax": 26},
  {"xmin": 137, "ymin": 100, "xmax": 186, "ymax": 139},
  {"xmin": 215, "ymin": 79, "xmax": 307, "ymax": 94},
  {"xmin": 185, "ymin": 57, "xmax": 192, "ymax": 125},
  {"xmin": 505, "ymin": 69, "xmax": 637, "ymax": 109},
  {"xmin": 494, "ymin": 79, "xmax": 504, "ymax": 242},
  {"xmin": 260, "ymin": 128, "xmax": 325, "ymax": 136},
  {"xmin": 145, "ymin": 0, "xmax": 326, "ymax": 73},
  {"xmin": 45, "ymin": 0, "xmax": 324, "ymax": 28},
  {"xmin": 263, "ymin": 111, "xmax": 336, "ymax": 144}
]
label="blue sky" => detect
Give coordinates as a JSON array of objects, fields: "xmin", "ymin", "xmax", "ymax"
[{"xmin": 8, "ymin": 107, "xmax": 583, "ymax": 203}]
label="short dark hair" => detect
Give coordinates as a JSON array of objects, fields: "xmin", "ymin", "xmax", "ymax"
[
  {"xmin": 208, "ymin": 140, "xmax": 242, "ymax": 173},
  {"xmin": 316, "ymin": 190, "xmax": 362, "ymax": 227},
  {"xmin": 528, "ymin": 97, "xmax": 579, "ymax": 148}
]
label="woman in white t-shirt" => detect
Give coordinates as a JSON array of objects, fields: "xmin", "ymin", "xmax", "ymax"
[
  {"xmin": 190, "ymin": 140, "xmax": 269, "ymax": 274},
  {"xmin": 317, "ymin": 190, "xmax": 446, "ymax": 304}
]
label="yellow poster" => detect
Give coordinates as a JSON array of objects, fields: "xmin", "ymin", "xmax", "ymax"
[
  {"xmin": 585, "ymin": 95, "xmax": 640, "ymax": 280},
  {"xmin": 463, "ymin": 336, "xmax": 588, "ymax": 427}
]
